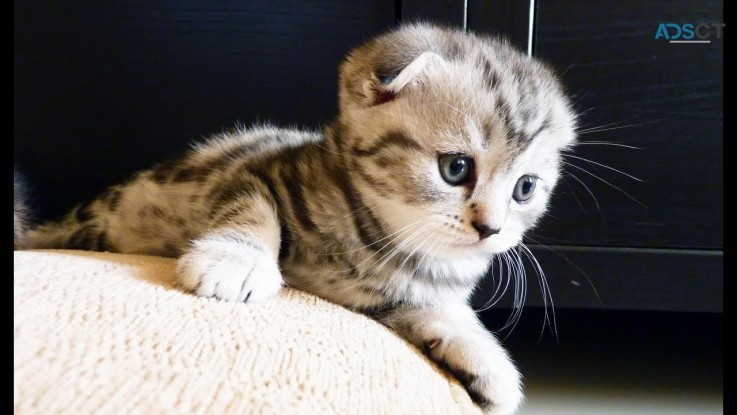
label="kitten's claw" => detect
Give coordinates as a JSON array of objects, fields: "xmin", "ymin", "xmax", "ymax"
[{"xmin": 177, "ymin": 237, "xmax": 283, "ymax": 302}]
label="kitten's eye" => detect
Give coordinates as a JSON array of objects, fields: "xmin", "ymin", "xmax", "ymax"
[
  {"xmin": 438, "ymin": 154, "xmax": 474, "ymax": 185},
  {"xmin": 513, "ymin": 175, "xmax": 537, "ymax": 203}
]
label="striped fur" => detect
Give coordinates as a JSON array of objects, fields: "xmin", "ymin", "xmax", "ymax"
[
  {"xmin": 15, "ymin": 23, "xmax": 577, "ymax": 415},
  {"xmin": 14, "ymin": 170, "xmax": 31, "ymax": 250}
]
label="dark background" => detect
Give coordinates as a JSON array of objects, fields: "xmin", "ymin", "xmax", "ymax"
[{"xmin": 14, "ymin": 0, "xmax": 722, "ymax": 376}]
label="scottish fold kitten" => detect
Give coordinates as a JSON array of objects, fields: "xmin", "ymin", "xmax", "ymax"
[{"xmin": 14, "ymin": 23, "xmax": 576, "ymax": 414}]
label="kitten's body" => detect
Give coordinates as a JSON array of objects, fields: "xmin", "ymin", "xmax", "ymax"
[{"xmin": 15, "ymin": 23, "xmax": 576, "ymax": 415}]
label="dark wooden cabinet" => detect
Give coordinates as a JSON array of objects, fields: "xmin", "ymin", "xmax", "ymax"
[
  {"xmin": 14, "ymin": 1, "xmax": 722, "ymax": 313},
  {"xmin": 14, "ymin": 0, "xmax": 396, "ymax": 217},
  {"xmin": 526, "ymin": 0, "xmax": 723, "ymax": 313}
]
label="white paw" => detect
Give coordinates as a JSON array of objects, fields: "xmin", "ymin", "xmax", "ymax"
[
  {"xmin": 177, "ymin": 237, "xmax": 283, "ymax": 302},
  {"xmin": 424, "ymin": 335, "xmax": 523, "ymax": 415}
]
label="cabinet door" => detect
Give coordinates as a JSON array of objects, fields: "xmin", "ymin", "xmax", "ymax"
[
  {"xmin": 534, "ymin": 1, "xmax": 723, "ymax": 251},
  {"xmin": 475, "ymin": 1, "xmax": 723, "ymax": 313},
  {"xmin": 14, "ymin": 0, "xmax": 396, "ymax": 220}
]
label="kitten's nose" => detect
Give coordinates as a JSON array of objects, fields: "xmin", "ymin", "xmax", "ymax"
[{"xmin": 471, "ymin": 221, "xmax": 500, "ymax": 240}]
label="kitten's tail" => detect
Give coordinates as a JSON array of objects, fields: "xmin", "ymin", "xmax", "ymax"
[
  {"xmin": 14, "ymin": 169, "xmax": 32, "ymax": 249},
  {"xmin": 13, "ymin": 171, "xmax": 94, "ymax": 250}
]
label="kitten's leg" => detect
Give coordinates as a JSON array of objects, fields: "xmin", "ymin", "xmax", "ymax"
[
  {"xmin": 377, "ymin": 303, "xmax": 523, "ymax": 415},
  {"xmin": 177, "ymin": 195, "xmax": 283, "ymax": 302}
]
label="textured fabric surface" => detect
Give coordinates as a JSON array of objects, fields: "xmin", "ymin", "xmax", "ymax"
[{"xmin": 14, "ymin": 250, "xmax": 481, "ymax": 415}]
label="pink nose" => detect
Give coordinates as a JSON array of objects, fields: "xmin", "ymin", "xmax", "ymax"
[{"xmin": 471, "ymin": 222, "xmax": 500, "ymax": 240}]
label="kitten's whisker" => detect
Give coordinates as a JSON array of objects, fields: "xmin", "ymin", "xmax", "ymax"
[
  {"xmin": 562, "ymin": 171, "xmax": 601, "ymax": 211},
  {"xmin": 488, "ymin": 255, "xmax": 498, "ymax": 303},
  {"xmin": 526, "ymin": 246, "xmax": 556, "ymax": 342},
  {"xmin": 337, "ymin": 204, "xmax": 372, "ymax": 221},
  {"xmin": 366, "ymin": 223, "xmax": 435, "ymax": 278},
  {"xmin": 575, "ymin": 107, "xmax": 596, "ymax": 118},
  {"xmin": 379, "ymin": 224, "xmax": 436, "ymax": 271},
  {"xmin": 358, "ymin": 218, "xmax": 415, "ymax": 241},
  {"xmin": 560, "ymin": 176, "xmax": 590, "ymax": 215},
  {"xmin": 489, "ymin": 253, "xmax": 511, "ymax": 311},
  {"xmin": 497, "ymin": 255, "xmax": 519, "ymax": 337},
  {"xmin": 412, "ymin": 235, "xmax": 442, "ymax": 277},
  {"xmin": 476, "ymin": 254, "xmax": 503, "ymax": 313},
  {"xmin": 562, "ymin": 161, "xmax": 646, "ymax": 208},
  {"xmin": 500, "ymin": 252, "xmax": 521, "ymax": 332},
  {"xmin": 477, "ymin": 254, "xmax": 504, "ymax": 312},
  {"xmin": 575, "ymin": 119, "xmax": 632, "ymax": 132},
  {"xmin": 519, "ymin": 243, "xmax": 558, "ymax": 342},
  {"xmin": 576, "ymin": 141, "xmax": 642, "ymax": 150},
  {"xmin": 488, "ymin": 255, "xmax": 500, "ymax": 307},
  {"xmin": 326, "ymin": 218, "xmax": 425, "ymax": 257},
  {"xmin": 514, "ymin": 248, "xmax": 528, "ymax": 334},
  {"xmin": 371, "ymin": 223, "xmax": 432, "ymax": 268},
  {"xmin": 334, "ymin": 220, "xmax": 428, "ymax": 273},
  {"xmin": 475, "ymin": 260, "xmax": 493, "ymax": 312},
  {"xmin": 499, "ymin": 249, "xmax": 526, "ymax": 338},
  {"xmin": 518, "ymin": 246, "xmax": 556, "ymax": 342},
  {"xmin": 396, "ymin": 230, "xmax": 436, "ymax": 273},
  {"xmin": 563, "ymin": 153, "xmax": 644, "ymax": 182},
  {"xmin": 522, "ymin": 235, "xmax": 602, "ymax": 305},
  {"xmin": 576, "ymin": 119, "xmax": 659, "ymax": 135},
  {"xmin": 493, "ymin": 252, "xmax": 513, "ymax": 311},
  {"xmin": 568, "ymin": 91, "xmax": 592, "ymax": 112},
  {"xmin": 558, "ymin": 63, "xmax": 576, "ymax": 77}
]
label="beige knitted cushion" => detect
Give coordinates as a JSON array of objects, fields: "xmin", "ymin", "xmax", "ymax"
[{"xmin": 14, "ymin": 250, "xmax": 482, "ymax": 415}]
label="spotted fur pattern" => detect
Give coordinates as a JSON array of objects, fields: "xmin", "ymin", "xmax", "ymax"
[{"xmin": 16, "ymin": 23, "xmax": 577, "ymax": 414}]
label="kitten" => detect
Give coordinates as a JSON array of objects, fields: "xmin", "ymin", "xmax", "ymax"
[{"xmin": 14, "ymin": 23, "xmax": 576, "ymax": 414}]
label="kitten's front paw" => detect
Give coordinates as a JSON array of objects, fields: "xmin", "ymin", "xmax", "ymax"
[
  {"xmin": 425, "ymin": 336, "xmax": 523, "ymax": 415},
  {"xmin": 177, "ymin": 237, "xmax": 283, "ymax": 302}
]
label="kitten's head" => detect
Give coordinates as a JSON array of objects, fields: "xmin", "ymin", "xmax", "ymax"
[{"xmin": 335, "ymin": 23, "xmax": 576, "ymax": 261}]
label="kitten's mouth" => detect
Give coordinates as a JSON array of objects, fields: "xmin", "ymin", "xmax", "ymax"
[
  {"xmin": 448, "ymin": 239, "xmax": 486, "ymax": 249},
  {"xmin": 446, "ymin": 235, "xmax": 516, "ymax": 255}
]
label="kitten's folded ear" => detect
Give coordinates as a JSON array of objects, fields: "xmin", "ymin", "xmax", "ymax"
[
  {"xmin": 339, "ymin": 47, "xmax": 446, "ymax": 110},
  {"xmin": 373, "ymin": 51, "xmax": 445, "ymax": 103}
]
